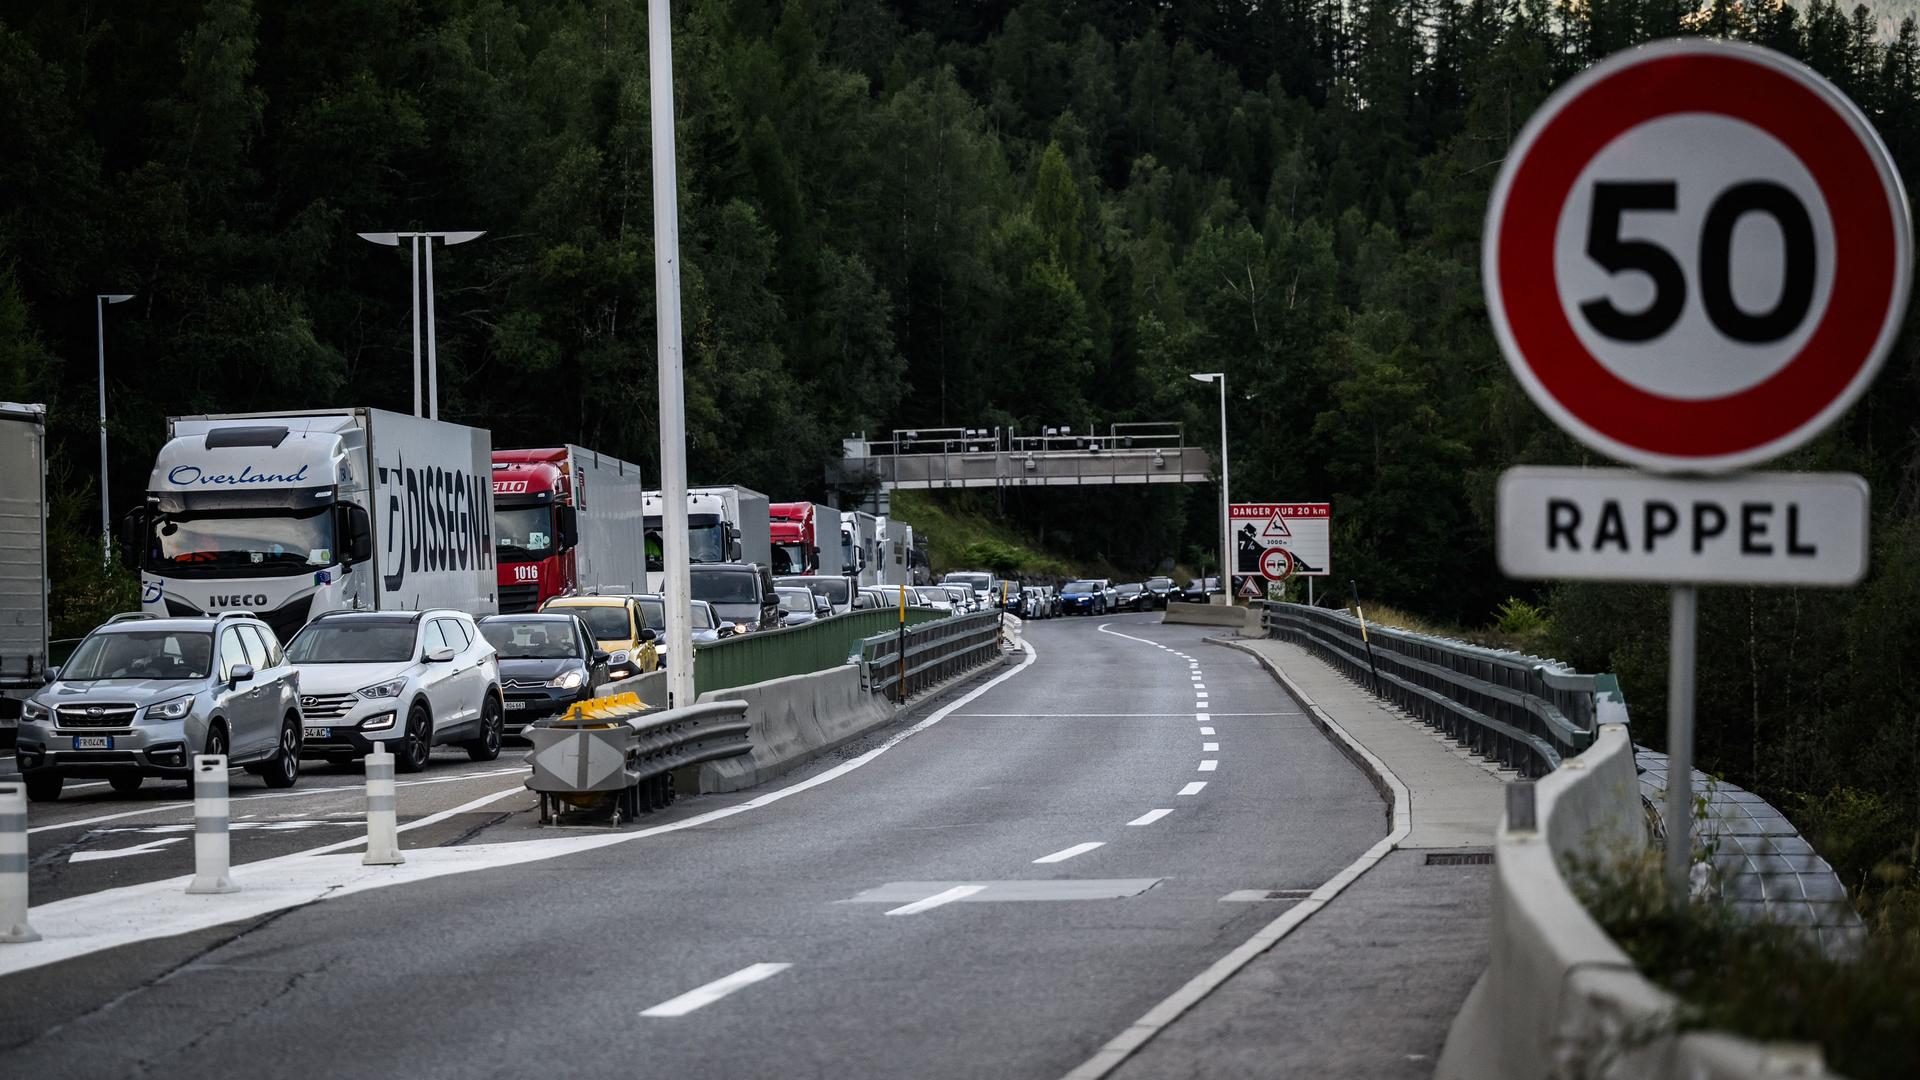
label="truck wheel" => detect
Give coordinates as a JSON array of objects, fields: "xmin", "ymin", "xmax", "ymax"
[
  {"xmin": 465, "ymin": 695, "xmax": 503, "ymax": 762},
  {"xmin": 109, "ymin": 774, "xmax": 144, "ymax": 794},
  {"xmin": 261, "ymin": 717, "xmax": 301, "ymax": 789},
  {"xmin": 25, "ymin": 774, "xmax": 62, "ymax": 802},
  {"xmin": 396, "ymin": 706, "xmax": 432, "ymax": 774}
]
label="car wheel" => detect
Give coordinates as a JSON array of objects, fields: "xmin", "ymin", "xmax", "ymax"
[
  {"xmin": 25, "ymin": 773, "xmax": 62, "ymax": 802},
  {"xmin": 396, "ymin": 705, "xmax": 432, "ymax": 774},
  {"xmin": 109, "ymin": 774, "xmax": 144, "ymax": 794},
  {"xmin": 192, "ymin": 725, "xmax": 229, "ymax": 796},
  {"xmin": 466, "ymin": 695, "xmax": 503, "ymax": 762},
  {"xmin": 262, "ymin": 716, "xmax": 301, "ymax": 789}
]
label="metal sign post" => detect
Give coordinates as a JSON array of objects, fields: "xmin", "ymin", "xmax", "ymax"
[{"xmin": 1484, "ymin": 40, "xmax": 1910, "ymax": 909}]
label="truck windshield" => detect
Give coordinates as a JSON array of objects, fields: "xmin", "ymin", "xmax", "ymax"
[
  {"xmin": 643, "ymin": 524, "xmax": 728, "ymax": 570},
  {"xmin": 286, "ymin": 622, "xmax": 416, "ymax": 663},
  {"xmin": 772, "ymin": 544, "xmax": 807, "ymax": 575},
  {"xmin": 495, "ymin": 506, "xmax": 555, "ymax": 561},
  {"xmin": 690, "ymin": 569, "xmax": 759, "ymax": 604},
  {"xmin": 150, "ymin": 509, "xmax": 334, "ymax": 577},
  {"xmin": 62, "ymin": 630, "xmax": 212, "ymax": 681}
]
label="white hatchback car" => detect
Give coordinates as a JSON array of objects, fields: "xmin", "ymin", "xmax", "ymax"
[{"xmin": 284, "ymin": 610, "xmax": 503, "ymax": 772}]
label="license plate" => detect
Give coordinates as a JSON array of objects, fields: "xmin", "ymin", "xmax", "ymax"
[
  {"xmin": 503, "ymin": 701, "xmax": 528, "ymax": 711},
  {"xmin": 304, "ymin": 727, "xmax": 331, "ymax": 739},
  {"xmin": 73, "ymin": 735, "xmax": 113, "ymax": 750}
]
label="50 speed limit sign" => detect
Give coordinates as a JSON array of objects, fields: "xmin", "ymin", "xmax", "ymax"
[{"xmin": 1485, "ymin": 40, "xmax": 1912, "ymax": 472}]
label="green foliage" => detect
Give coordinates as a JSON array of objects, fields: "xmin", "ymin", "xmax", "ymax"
[{"xmin": 1493, "ymin": 597, "xmax": 1549, "ymax": 638}]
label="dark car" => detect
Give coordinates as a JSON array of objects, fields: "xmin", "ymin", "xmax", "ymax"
[
  {"xmin": 1144, "ymin": 577, "xmax": 1174, "ymax": 608},
  {"xmin": 478, "ymin": 613, "xmax": 609, "ymax": 736},
  {"xmin": 1059, "ymin": 579, "xmax": 1108, "ymax": 616},
  {"xmin": 1113, "ymin": 583, "xmax": 1146, "ymax": 612},
  {"xmin": 1176, "ymin": 577, "xmax": 1219, "ymax": 604},
  {"xmin": 690, "ymin": 563, "xmax": 780, "ymax": 632}
]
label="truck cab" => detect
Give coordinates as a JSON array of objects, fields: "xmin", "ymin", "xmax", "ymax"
[
  {"xmin": 492, "ymin": 450, "xmax": 579, "ymax": 613},
  {"xmin": 769, "ymin": 501, "xmax": 814, "ymax": 576}
]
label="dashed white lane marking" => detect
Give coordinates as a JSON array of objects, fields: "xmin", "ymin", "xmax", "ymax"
[
  {"xmin": 1179, "ymin": 782, "xmax": 1207, "ymax": 796},
  {"xmin": 1203, "ymin": 742, "xmax": 1219, "ymax": 752},
  {"xmin": 1195, "ymin": 692, "xmax": 1208, "ymax": 699},
  {"xmin": 1193, "ymin": 684, "xmax": 1206, "ymax": 690},
  {"xmin": 640, "ymin": 963, "xmax": 792, "ymax": 1016},
  {"xmin": 1197, "ymin": 760, "xmax": 1218, "ymax": 772},
  {"xmin": 1034, "ymin": 842, "xmax": 1106, "ymax": 864},
  {"xmin": 1196, "ymin": 702, "xmax": 1210, "ymax": 710},
  {"xmin": 1127, "ymin": 809, "xmax": 1173, "ymax": 827},
  {"xmin": 1199, "ymin": 726, "xmax": 1215, "ymax": 735},
  {"xmin": 885, "ymin": 884, "xmax": 988, "ymax": 915}
]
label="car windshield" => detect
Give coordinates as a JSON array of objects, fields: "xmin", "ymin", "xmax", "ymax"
[
  {"xmin": 148, "ymin": 509, "xmax": 334, "ymax": 576},
  {"xmin": 554, "ymin": 605, "xmax": 630, "ymax": 640},
  {"xmin": 1117, "ymin": 584, "xmax": 1141, "ymax": 594},
  {"xmin": 943, "ymin": 573, "xmax": 989, "ymax": 589},
  {"xmin": 1065, "ymin": 580, "xmax": 1099, "ymax": 592},
  {"xmin": 691, "ymin": 569, "xmax": 759, "ymax": 605},
  {"xmin": 480, "ymin": 618, "xmax": 578, "ymax": 659},
  {"xmin": 495, "ymin": 505, "xmax": 556, "ymax": 561},
  {"xmin": 1147, "ymin": 577, "xmax": 1172, "ymax": 589},
  {"xmin": 286, "ymin": 621, "xmax": 417, "ymax": 664},
  {"xmin": 776, "ymin": 589, "xmax": 812, "ymax": 614},
  {"xmin": 690, "ymin": 604, "xmax": 716, "ymax": 630},
  {"xmin": 783, "ymin": 577, "xmax": 851, "ymax": 605},
  {"xmin": 915, "ymin": 589, "xmax": 947, "ymax": 604},
  {"xmin": 62, "ymin": 629, "xmax": 213, "ymax": 680}
]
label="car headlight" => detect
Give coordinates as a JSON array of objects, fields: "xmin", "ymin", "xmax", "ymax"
[
  {"xmin": 22, "ymin": 700, "xmax": 50, "ymax": 724},
  {"xmin": 360, "ymin": 711, "xmax": 397, "ymax": 731},
  {"xmin": 548, "ymin": 669, "xmax": 586, "ymax": 690},
  {"xmin": 607, "ymin": 650, "xmax": 630, "ymax": 668},
  {"xmin": 358, "ymin": 678, "xmax": 408, "ymax": 700},
  {"xmin": 145, "ymin": 695, "xmax": 195, "ymax": 721}
]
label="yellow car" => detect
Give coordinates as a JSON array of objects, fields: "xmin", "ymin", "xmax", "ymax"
[{"xmin": 539, "ymin": 596, "xmax": 660, "ymax": 681}]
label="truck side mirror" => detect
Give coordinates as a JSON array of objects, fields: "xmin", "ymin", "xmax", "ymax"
[
  {"xmin": 116, "ymin": 507, "xmax": 149, "ymax": 572},
  {"xmin": 556, "ymin": 505, "xmax": 580, "ymax": 549},
  {"xmin": 339, "ymin": 504, "xmax": 374, "ymax": 564}
]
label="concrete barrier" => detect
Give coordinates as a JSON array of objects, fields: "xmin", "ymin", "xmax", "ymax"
[
  {"xmin": 1437, "ymin": 724, "xmax": 1840, "ymax": 1079},
  {"xmin": 691, "ymin": 665, "xmax": 896, "ymax": 793},
  {"xmin": 598, "ymin": 667, "xmax": 668, "ymax": 707},
  {"xmin": 1162, "ymin": 601, "xmax": 1256, "ymax": 628}
]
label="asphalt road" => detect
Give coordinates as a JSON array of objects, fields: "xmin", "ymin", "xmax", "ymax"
[{"xmin": 0, "ymin": 612, "xmax": 1385, "ymax": 1079}]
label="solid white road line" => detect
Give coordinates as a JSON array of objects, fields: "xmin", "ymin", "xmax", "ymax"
[
  {"xmin": 1202, "ymin": 742, "xmax": 1219, "ymax": 752},
  {"xmin": 1127, "ymin": 809, "xmax": 1173, "ymax": 827},
  {"xmin": 1197, "ymin": 760, "xmax": 1218, "ymax": 772},
  {"xmin": 884, "ymin": 884, "xmax": 987, "ymax": 916},
  {"xmin": 1199, "ymin": 726, "xmax": 1215, "ymax": 735},
  {"xmin": 1178, "ymin": 782, "xmax": 1207, "ymax": 796},
  {"xmin": 1033, "ymin": 842, "xmax": 1105, "ymax": 864},
  {"xmin": 293, "ymin": 785, "xmax": 528, "ymax": 858},
  {"xmin": 640, "ymin": 963, "xmax": 792, "ymax": 1017}
]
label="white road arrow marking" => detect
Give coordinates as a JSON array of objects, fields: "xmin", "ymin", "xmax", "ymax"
[{"xmin": 69, "ymin": 837, "xmax": 187, "ymax": 864}]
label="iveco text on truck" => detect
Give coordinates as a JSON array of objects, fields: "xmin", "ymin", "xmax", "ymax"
[
  {"xmin": 0, "ymin": 402, "xmax": 49, "ymax": 747},
  {"xmin": 493, "ymin": 447, "xmax": 646, "ymax": 612},
  {"xmin": 643, "ymin": 484, "xmax": 771, "ymax": 592},
  {"xmin": 124, "ymin": 408, "xmax": 498, "ymax": 641}
]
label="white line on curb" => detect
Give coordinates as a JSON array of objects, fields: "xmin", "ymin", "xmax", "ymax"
[
  {"xmin": 1127, "ymin": 809, "xmax": 1173, "ymax": 827},
  {"xmin": 640, "ymin": 963, "xmax": 792, "ymax": 1017},
  {"xmin": 1178, "ymin": 782, "xmax": 1207, "ymax": 796},
  {"xmin": 1033, "ymin": 842, "xmax": 1104, "ymax": 864},
  {"xmin": 884, "ymin": 884, "xmax": 986, "ymax": 916}
]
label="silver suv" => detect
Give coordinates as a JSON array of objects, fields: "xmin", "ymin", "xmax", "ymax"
[{"xmin": 15, "ymin": 612, "xmax": 304, "ymax": 801}]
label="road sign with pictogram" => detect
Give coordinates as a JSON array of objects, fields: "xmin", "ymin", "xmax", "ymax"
[
  {"xmin": 1483, "ymin": 39, "xmax": 1910, "ymax": 473},
  {"xmin": 1258, "ymin": 546, "xmax": 1295, "ymax": 582},
  {"xmin": 1230, "ymin": 503, "xmax": 1329, "ymax": 580}
]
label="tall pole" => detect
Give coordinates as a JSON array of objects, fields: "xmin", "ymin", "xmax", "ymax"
[
  {"xmin": 95, "ymin": 297, "xmax": 110, "ymax": 568},
  {"xmin": 410, "ymin": 234, "xmax": 422, "ymax": 417},
  {"xmin": 649, "ymin": 0, "xmax": 695, "ymax": 709},
  {"xmin": 1665, "ymin": 585, "xmax": 1698, "ymax": 908},
  {"xmin": 423, "ymin": 236, "xmax": 440, "ymax": 420},
  {"xmin": 1218, "ymin": 374, "xmax": 1231, "ymax": 602}
]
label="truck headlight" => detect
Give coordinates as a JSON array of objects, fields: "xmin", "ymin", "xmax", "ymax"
[
  {"xmin": 22, "ymin": 700, "xmax": 50, "ymax": 724},
  {"xmin": 548, "ymin": 670, "xmax": 586, "ymax": 690},
  {"xmin": 145, "ymin": 695, "xmax": 195, "ymax": 722},
  {"xmin": 358, "ymin": 678, "xmax": 408, "ymax": 700}
]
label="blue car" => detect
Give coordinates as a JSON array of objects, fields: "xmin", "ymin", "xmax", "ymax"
[{"xmin": 1058, "ymin": 579, "xmax": 1109, "ymax": 616}]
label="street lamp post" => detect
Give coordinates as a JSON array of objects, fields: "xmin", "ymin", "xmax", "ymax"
[
  {"xmin": 1190, "ymin": 372, "xmax": 1229, "ymax": 602},
  {"xmin": 96, "ymin": 293, "xmax": 134, "ymax": 567},
  {"xmin": 356, "ymin": 230, "xmax": 485, "ymax": 419}
]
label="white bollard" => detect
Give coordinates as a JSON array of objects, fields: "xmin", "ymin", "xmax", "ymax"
[
  {"xmin": 363, "ymin": 743, "xmax": 404, "ymax": 866},
  {"xmin": 185, "ymin": 754, "xmax": 238, "ymax": 895},
  {"xmin": 0, "ymin": 780, "xmax": 39, "ymax": 943}
]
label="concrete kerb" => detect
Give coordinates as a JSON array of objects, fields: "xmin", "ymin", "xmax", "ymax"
[
  {"xmin": 1062, "ymin": 636, "xmax": 1414, "ymax": 1080},
  {"xmin": 1162, "ymin": 602, "xmax": 1256, "ymax": 629}
]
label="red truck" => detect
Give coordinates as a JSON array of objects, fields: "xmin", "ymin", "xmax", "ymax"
[
  {"xmin": 492, "ymin": 446, "xmax": 647, "ymax": 612},
  {"xmin": 769, "ymin": 502, "xmax": 845, "ymax": 576}
]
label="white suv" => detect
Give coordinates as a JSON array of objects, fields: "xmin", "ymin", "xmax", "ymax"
[{"xmin": 284, "ymin": 610, "xmax": 503, "ymax": 772}]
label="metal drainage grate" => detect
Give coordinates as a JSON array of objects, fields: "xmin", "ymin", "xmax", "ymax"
[{"xmin": 1425, "ymin": 850, "xmax": 1495, "ymax": 866}]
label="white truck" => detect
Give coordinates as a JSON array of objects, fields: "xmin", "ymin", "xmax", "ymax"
[
  {"xmin": 1, "ymin": 402, "xmax": 49, "ymax": 747},
  {"xmin": 643, "ymin": 484, "xmax": 772, "ymax": 592},
  {"xmin": 123, "ymin": 408, "xmax": 498, "ymax": 641},
  {"xmin": 876, "ymin": 515, "xmax": 927, "ymax": 587},
  {"xmin": 841, "ymin": 510, "xmax": 881, "ymax": 587}
]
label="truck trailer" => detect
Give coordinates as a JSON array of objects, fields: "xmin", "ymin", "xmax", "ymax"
[
  {"xmin": 493, "ymin": 446, "xmax": 646, "ymax": 612},
  {"xmin": 125, "ymin": 408, "xmax": 497, "ymax": 640},
  {"xmin": 0, "ymin": 402, "xmax": 49, "ymax": 746}
]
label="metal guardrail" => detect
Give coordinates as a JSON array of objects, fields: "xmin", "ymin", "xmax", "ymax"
[
  {"xmin": 859, "ymin": 611, "xmax": 1005, "ymax": 700},
  {"xmin": 524, "ymin": 696, "xmax": 751, "ymax": 826},
  {"xmin": 1260, "ymin": 602, "xmax": 1615, "ymax": 777},
  {"xmin": 694, "ymin": 607, "xmax": 947, "ymax": 696}
]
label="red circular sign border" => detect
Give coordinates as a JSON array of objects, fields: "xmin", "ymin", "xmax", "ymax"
[
  {"xmin": 1486, "ymin": 41, "xmax": 1910, "ymax": 471},
  {"xmin": 1259, "ymin": 547, "xmax": 1295, "ymax": 582}
]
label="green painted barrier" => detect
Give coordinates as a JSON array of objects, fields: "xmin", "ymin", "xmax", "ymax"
[{"xmin": 694, "ymin": 607, "xmax": 947, "ymax": 695}]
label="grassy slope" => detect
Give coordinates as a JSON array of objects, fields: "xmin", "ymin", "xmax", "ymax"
[{"xmin": 888, "ymin": 490, "xmax": 1133, "ymax": 581}]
